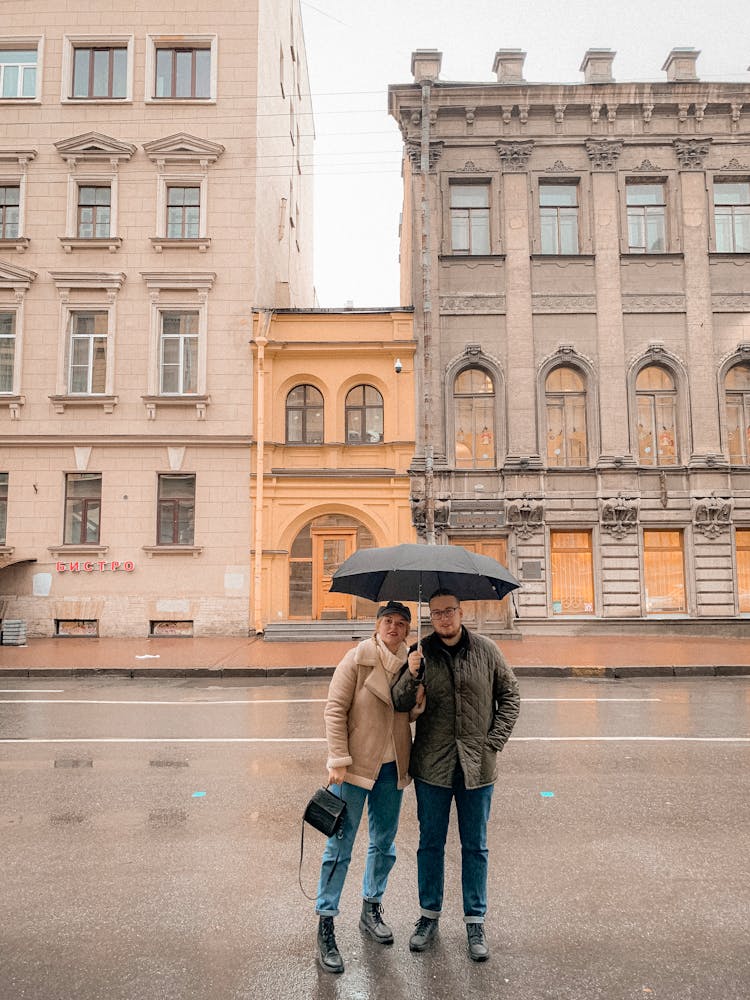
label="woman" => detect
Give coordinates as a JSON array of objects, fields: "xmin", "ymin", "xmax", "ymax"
[{"xmin": 315, "ymin": 600, "xmax": 414, "ymax": 975}]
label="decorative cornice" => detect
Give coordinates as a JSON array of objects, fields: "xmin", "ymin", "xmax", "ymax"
[
  {"xmin": 584, "ymin": 139, "xmax": 623, "ymax": 170},
  {"xmin": 143, "ymin": 133, "xmax": 225, "ymax": 165},
  {"xmin": 54, "ymin": 133, "xmax": 136, "ymax": 163},
  {"xmin": 440, "ymin": 294, "xmax": 506, "ymax": 315},
  {"xmin": 0, "ymin": 260, "xmax": 37, "ymax": 289},
  {"xmin": 0, "ymin": 147, "xmax": 37, "ymax": 168},
  {"xmin": 673, "ymin": 138, "xmax": 712, "ymax": 170},
  {"xmin": 496, "ymin": 140, "xmax": 534, "ymax": 172},
  {"xmin": 532, "ymin": 294, "xmax": 596, "ymax": 314},
  {"xmin": 506, "ymin": 496, "xmax": 544, "ymax": 539},
  {"xmin": 600, "ymin": 495, "xmax": 639, "ymax": 539},
  {"xmin": 622, "ymin": 294, "xmax": 686, "ymax": 313},
  {"xmin": 692, "ymin": 494, "xmax": 732, "ymax": 538},
  {"xmin": 405, "ymin": 139, "xmax": 444, "ymax": 172}
]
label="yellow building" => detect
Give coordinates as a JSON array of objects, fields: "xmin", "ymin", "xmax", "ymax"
[{"xmin": 250, "ymin": 308, "xmax": 416, "ymax": 635}]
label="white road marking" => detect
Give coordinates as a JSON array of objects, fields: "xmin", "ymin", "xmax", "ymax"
[
  {"xmin": 0, "ymin": 689, "xmax": 65, "ymax": 694},
  {"xmin": 0, "ymin": 698, "xmax": 327, "ymax": 705},
  {"xmin": 522, "ymin": 698, "xmax": 662, "ymax": 703},
  {"xmin": 0, "ymin": 736, "xmax": 748, "ymax": 744}
]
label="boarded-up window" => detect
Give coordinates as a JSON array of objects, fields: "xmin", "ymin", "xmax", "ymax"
[
  {"xmin": 737, "ymin": 529, "xmax": 750, "ymax": 614},
  {"xmin": 550, "ymin": 531, "xmax": 594, "ymax": 615},
  {"xmin": 643, "ymin": 529, "xmax": 686, "ymax": 614}
]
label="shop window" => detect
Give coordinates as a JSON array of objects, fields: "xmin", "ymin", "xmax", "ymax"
[
  {"xmin": 64, "ymin": 473, "xmax": 102, "ymax": 545},
  {"xmin": 545, "ymin": 366, "xmax": 588, "ymax": 467},
  {"xmin": 550, "ymin": 531, "xmax": 595, "ymax": 615},
  {"xmin": 450, "ymin": 183, "xmax": 490, "ymax": 255},
  {"xmin": 157, "ymin": 474, "xmax": 195, "ymax": 545},
  {"xmin": 453, "ymin": 367, "xmax": 495, "ymax": 469},
  {"xmin": 540, "ymin": 182, "xmax": 579, "ymax": 254},
  {"xmin": 286, "ymin": 384, "xmax": 323, "ymax": 444},
  {"xmin": 737, "ymin": 530, "xmax": 750, "ymax": 614},
  {"xmin": 345, "ymin": 384, "xmax": 383, "ymax": 443},
  {"xmin": 714, "ymin": 180, "xmax": 750, "ymax": 253},
  {"xmin": 56, "ymin": 619, "xmax": 98, "ymax": 637},
  {"xmin": 626, "ymin": 182, "xmax": 666, "ymax": 253},
  {"xmin": 636, "ymin": 366, "xmax": 678, "ymax": 466},
  {"xmin": 725, "ymin": 362, "xmax": 750, "ymax": 465},
  {"xmin": 643, "ymin": 530, "xmax": 686, "ymax": 615}
]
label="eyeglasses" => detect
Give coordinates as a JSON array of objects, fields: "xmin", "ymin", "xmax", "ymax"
[{"xmin": 430, "ymin": 607, "xmax": 460, "ymax": 620}]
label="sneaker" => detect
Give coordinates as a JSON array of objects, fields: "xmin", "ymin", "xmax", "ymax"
[
  {"xmin": 467, "ymin": 922, "xmax": 489, "ymax": 962},
  {"xmin": 317, "ymin": 916, "xmax": 344, "ymax": 974},
  {"xmin": 409, "ymin": 915, "xmax": 439, "ymax": 952},
  {"xmin": 359, "ymin": 900, "xmax": 394, "ymax": 944}
]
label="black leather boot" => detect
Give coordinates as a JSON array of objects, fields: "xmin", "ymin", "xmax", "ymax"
[
  {"xmin": 359, "ymin": 900, "xmax": 394, "ymax": 944},
  {"xmin": 317, "ymin": 916, "xmax": 344, "ymax": 973}
]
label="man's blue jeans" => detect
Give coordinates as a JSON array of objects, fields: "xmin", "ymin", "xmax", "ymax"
[
  {"xmin": 415, "ymin": 771, "xmax": 494, "ymax": 922},
  {"xmin": 316, "ymin": 761, "xmax": 403, "ymax": 917}
]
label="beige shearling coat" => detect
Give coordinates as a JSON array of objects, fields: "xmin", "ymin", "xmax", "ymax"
[{"xmin": 324, "ymin": 635, "xmax": 412, "ymax": 791}]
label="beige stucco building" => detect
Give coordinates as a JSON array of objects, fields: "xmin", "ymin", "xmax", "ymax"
[
  {"xmin": 0, "ymin": 0, "xmax": 315, "ymax": 636},
  {"xmin": 390, "ymin": 48, "xmax": 750, "ymax": 633}
]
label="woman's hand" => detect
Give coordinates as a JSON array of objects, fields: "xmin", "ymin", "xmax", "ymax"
[{"xmin": 328, "ymin": 766, "xmax": 347, "ymax": 785}]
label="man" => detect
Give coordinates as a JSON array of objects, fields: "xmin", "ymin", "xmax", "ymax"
[{"xmin": 391, "ymin": 588, "xmax": 520, "ymax": 962}]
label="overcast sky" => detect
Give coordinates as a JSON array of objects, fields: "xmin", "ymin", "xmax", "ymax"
[{"xmin": 299, "ymin": 0, "xmax": 750, "ymax": 308}]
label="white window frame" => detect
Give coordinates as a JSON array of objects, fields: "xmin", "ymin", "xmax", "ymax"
[
  {"xmin": 159, "ymin": 310, "xmax": 200, "ymax": 395},
  {"xmin": 153, "ymin": 172, "xmax": 208, "ymax": 249},
  {"xmin": 61, "ymin": 35, "xmax": 134, "ymax": 104},
  {"xmin": 0, "ymin": 260, "xmax": 35, "ymax": 415},
  {"xmin": 0, "ymin": 148, "xmax": 36, "ymax": 251},
  {"xmin": 64, "ymin": 174, "xmax": 118, "ymax": 247},
  {"xmin": 145, "ymin": 35, "xmax": 218, "ymax": 104},
  {"xmin": 0, "ymin": 309, "xmax": 17, "ymax": 395},
  {"xmin": 66, "ymin": 309, "xmax": 110, "ymax": 395},
  {"xmin": 708, "ymin": 173, "xmax": 750, "ymax": 254},
  {"xmin": 0, "ymin": 37, "xmax": 43, "ymax": 103}
]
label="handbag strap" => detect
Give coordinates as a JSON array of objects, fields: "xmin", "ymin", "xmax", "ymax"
[{"xmin": 297, "ymin": 783, "xmax": 344, "ymax": 901}]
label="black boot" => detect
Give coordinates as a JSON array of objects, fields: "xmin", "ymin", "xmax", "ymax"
[
  {"xmin": 317, "ymin": 916, "xmax": 344, "ymax": 974},
  {"xmin": 359, "ymin": 900, "xmax": 394, "ymax": 944},
  {"xmin": 467, "ymin": 922, "xmax": 489, "ymax": 962}
]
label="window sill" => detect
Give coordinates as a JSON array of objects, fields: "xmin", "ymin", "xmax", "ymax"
[
  {"xmin": 0, "ymin": 394, "xmax": 25, "ymax": 418},
  {"xmin": 142, "ymin": 545, "xmax": 203, "ymax": 557},
  {"xmin": 438, "ymin": 253, "xmax": 506, "ymax": 262},
  {"xmin": 151, "ymin": 237, "xmax": 211, "ymax": 253},
  {"xmin": 0, "ymin": 237, "xmax": 29, "ymax": 253},
  {"xmin": 48, "ymin": 544, "xmax": 109, "ymax": 558},
  {"xmin": 620, "ymin": 252, "xmax": 683, "ymax": 262},
  {"xmin": 708, "ymin": 252, "xmax": 750, "ymax": 261},
  {"xmin": 142, "ymin": 394, "xmax": 210, "ymax": 420},
  {"xmin": 145, "ymin": 98, "xmax": 216, "ymax": 106},
  {"xmin": 531, "ymin": 253, "xmax": 595, "ymax": 263},
  {"xmin": 49, "ymin": 394, "xmax": 118, "ymax": 415},
  {"xmin": 61, "ymin": 98, "xmax": 132, "ymax": 105},
  {"xmin": 0, "ymin": 98, "xmax": 41, "ymax": 105},
  {"xmin": 60, "ymin": 237, "xmax": 122, "ymax": 253}
]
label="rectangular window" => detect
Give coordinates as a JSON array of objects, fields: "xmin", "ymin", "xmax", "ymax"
[
  {"xmin": 714, "ymin": 181, "xmax": 750, "ymax": 253},
  {"xmin": 627, "ymin": 182, "xmax": 666, "ymax": 253},
  {"xmin": 68, "ymin": 312, "xmax": 108, "ymax": 394},
  {"xmin": 77, "ymin": 185, "xmax": 111, "ymax": 238},
  {"xmin": 155, "ymin": 47, "xmax": 210, "ymax": 99},
  {"xmin": 540, "ymin": 183, "xmax": 579, "ymax": 254},
  {"xmin": 550, "ymin": 531, "xmax": 595, "ymax": 615},
  {"xmin": 160, "ymin": 312, "xmax": 198, "ymax": 394},
  {"xmin": 64, "ymin": 473, "xmax": 102, "ymax": 545},
  {"xmin": 643, "ymin": 529, "xmax": 686, "ymax": 615},
  {"xmin": 0, "ymin": 472, "xmax": 8, "ymax": 544},
  {"xmin": 0, "ymin": 185, "xmax": 20, "ymax": 238},
  {"xmin": 157, "ymin": 474, "xmax": 195, "ymax": 545},
  {"xmin": 0, "ymin": 312, "xmax": 15, "ymax": 392},
  {"xmin": 0, "ymin": 48, "xmax": 37, "ymax": 99},
  {"xmin": 72, "ymin": 47, "xmax": 126, "ymax": 99},
  {"xmin": 737, "ymin": 530, "xmax": 750, "ymax": 614},
  {"xmin": 450, "ymin": 184, "xmax": 490, "ymax": 255},
  {"xmin": 166, "ymin": 186, "xmax": 200, "ymax": 238}
]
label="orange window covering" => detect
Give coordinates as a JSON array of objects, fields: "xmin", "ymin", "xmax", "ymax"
[
  {"xmin": 643, "ymin": 530, "xmax": 686, "ymax": 614},
  {"xmin": 737, "ymin": 530, "xmax": 750, "ymax": 613},
  {"xmin": 550, "ymin": 531, "xmax": 594, "ymax": 615}
]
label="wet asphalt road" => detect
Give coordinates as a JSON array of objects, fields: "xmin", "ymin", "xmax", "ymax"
[{"xmin": 1, "ymin": 675, "xmax": 749, "ymax": 1000}]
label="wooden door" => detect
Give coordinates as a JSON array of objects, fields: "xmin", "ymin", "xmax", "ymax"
[
  {"xmin": 312, "ymin": 529, "xmax": 356, "ymax": 619},
  {"xmin": 458, "ymin": 537, "xmax": 513, "ymax": 629}
]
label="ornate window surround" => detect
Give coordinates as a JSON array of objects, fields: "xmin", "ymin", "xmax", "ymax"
[
  {"xmin": 529, "ymin": 164, "xmax": 594, "ymax": 257},
  {"xmin": 444, "ymin": 348, "xmax": 505, "ymax": 469},
  {"xmin": 616, "ymin": 167, "xmax": 683, "ymax": 257},
  {"xmin": 628, "ymin": 346, "xmax": 691, "ymax": 467},
  {"xmin": 438, "ymin": 169, "xmax": 503, "ymax": 257},
  {"xmin": 0, "ymin": 148, "xmax": 37, "ymax": 252},
  {"xmin": 718, "ymin": 344, "xmax": 750, "ymax": 465},
  {"xmin": 0, "ymin": 259, "xmax": 36, "ymax": 416},
  {"xmin": 706, "ymin": 163, "xmax": 750, "ymax": 255},
  {"xmin": 537, "ymin": 348, "xmax": 599, "ymax": 468}
]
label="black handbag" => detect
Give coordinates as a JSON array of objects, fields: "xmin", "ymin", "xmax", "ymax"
[{"xmin": 298, "ymin": 784, "xmax": 347, "ymax": 899}]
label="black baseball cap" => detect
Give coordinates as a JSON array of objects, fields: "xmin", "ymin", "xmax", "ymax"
[{"xmin": 376, "ymin": 601, "xmax": 412, "ymax": 624}]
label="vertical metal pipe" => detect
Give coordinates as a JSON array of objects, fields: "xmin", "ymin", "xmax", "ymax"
[
  {"xmin": 420, "ymin": 80, "xmax": 436, "ymax": 545},
  {"xmin": 252, "ymin": 309, "xmax": 272, "ymax": 634}
]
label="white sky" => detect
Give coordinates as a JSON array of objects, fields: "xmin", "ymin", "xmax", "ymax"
[{"xmin": 300, "ymin": 0, "xmax": 750, "ymax": 308}]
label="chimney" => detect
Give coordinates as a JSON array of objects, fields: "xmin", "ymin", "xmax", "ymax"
[
  {"xmin": 492, "ymin": 49, "xmax": 526, "ymax": 83},
  {"xmin": 662, "ymin": 47, "xmax": 700, "ymax": 82},
  {"xmin": 411, "ymin": 49, "xmax": 442, "ymax": 84},
  {"xmin": 580, "ymin": 48, "xmax": 616, "ymax": 84}
]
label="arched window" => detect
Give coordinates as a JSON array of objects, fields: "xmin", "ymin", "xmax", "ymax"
[
  {"xmin": 453, "ymin": 367, "xmax": 495, "ymax": 468},
  {"xmin": 345, "ymin": 384, "xmax": 383, "ymax": 444},
  {"xmin": 545, "ymin": 367, "xmax": 588, "ymax": 467},
  {"xmin": 725, "ymin": 362, "xmax": 750, "ymax": 465},
  {"xmin": 636, "ymin": 366, "xmax": 677, "ymax": 466},
  {"xmin": 285, "ymin": 384, "xmax": 323, "ymax": 444}
]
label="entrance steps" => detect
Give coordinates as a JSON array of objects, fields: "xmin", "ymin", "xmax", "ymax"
[{"xmin": 262, "ymin": 620, "xmax": 375, "ymax": 642}]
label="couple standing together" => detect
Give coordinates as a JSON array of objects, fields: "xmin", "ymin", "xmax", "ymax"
[{"xmin": 315, "ymin": 591, "xmax": 520, "ymax": 973}]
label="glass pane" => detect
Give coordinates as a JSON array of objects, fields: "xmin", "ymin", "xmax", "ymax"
[
  {"xmin": 0, "ymin": 336, "xmax": 14, "ymax": 392},
  {"xmin": 471, "ymin": 212, "xmax": 490, "ymax": 254},
  {"xmin": 168, "ymin": 187, "xmax": 185, "ymax": 206},
  {"xmin": 67, "ymin": 473, "xmax": 102, "ymax": 499},
  {"xmin": 21, "ymin": 65, "xmax": 35, "ymax": 98},
  {"xmin": 91, "ymin": 338, "xmax": 107, "ymax": 393},
  {"xmin": 655, "ymin": 397, "xmax": 677, "ymax": 464},
  {"xmin": 182, "ymin": 337, "xmax": 198, "ymax": 393},
  {"xmin": 2, "ymin": 65, "xmax": 19, "ymax": 98},
  {"xmin": 175, "ymin": 50, "xmax": 192, "ymax": 97},
  {"xmin": 567, "ymin": 398, "xmax": 587, "ymax": 465},
  {"xmin": 92, "ymin": 49, "xmax": 109, "ymax": 97},
  {"xmin": 305, "ymin": 385, "xmax": 323, "ymax": 405},
  {"xmin": 637, "ymin": 397, "xmax": 655, "ymax": 464},
  {"xmin": 287, "ymin": 409, "xmax": 302, "ymax": 442},
  {"xmin": 287, "ymin": 386, "xmax": 305, "ymax": 407},
  {"xmin": 195, "ymin": 49, "xmax": 211, "ymax": 98},
  {"xmin": 73, "ymin": 49, "xmax": 89, "ymax": 97},
  {"xmin": 65, "ymin": 499, "xmax": 85, "ymax": 544},
  {"xmin": 547, "ymin": 401, "xmax": 564, "ymax": 465},
  {"xmin": 85, "ymin": 501, "xmax": 101, "ymax": 542},
  {"xmin": 95, "ymin": 187, "xmax": 111, "ymax": 206},
  {"xmin": 628, "ymin": 209, "xmax": 645, "ymax": 251},
  {"xmin": 714, "ymin": 182, "xmax": 750, "ymax": 206},
  {"xmin": 455, "ymin": 368, "xmax": 493, "ymax": 394},
  {"xmin": 290, "ymin": 524, "xmax": 312, "ymax": 558},
  {"xmin": 550, "ymin": 532, "xmax": 594, "ymax": 615},
  {"xmin": 155, "ymin": 49, "xmax": 171, "ymax": 97},
  {"xmin": 715, "ymin": 208, "xmax": 733, "ymax": 252},
  {"xmin": 737, "ymin": 530, "xmax": 750, "ymax": 613},
  {"xmin": 726, "ymin": 363, "xmax": 750, "ymax": 390},
  {"xmin": 162, "ymin": 314, "xmax": 183, "ymax": 336},
  {"xmin": 451, "ymin": 212, "xmax": 469, "ymax": 252},
  {"xmin": 558, "ymin": 209, "xmax": 579, "ymax": 253},
  {"xmin": 735, "ymin": 207, "xmax": 750, "ymax": 253},
  {"xmin": 306, "ymin": 406, "xmax": 324, "ymax": 443},
  {"xmin": 184, "ymin": 206, "xmax": 200, "ymax": 238},
  {"xmin": 645, "ymin": 208, "xmax": 666, "ymax": 252},
  {"xmin": 455, "ymin": 398, "xmax": 475, "ymax": 467},
  {"xmin": 184, "ymin": 187, "xmax": 200, "ymax": 205},
  {"xmin": 637, "ymin": 366, "xmax": 674, "ymax": 391},
  {"xmin": 644, "ymin": 531, "xmax": 685, "ymax": 613},
  {"xmin": 364, "ymin": 385, "xmax": 382, "ymax": 406},
  {"xmin": 176, "ymin": 500, "xmax": 195, "ymax": 544},
  {"xmin": 540, "ymin": 184, "xmax": 577, "ymax": 207},
  {"xmin": 79, "ymin": 187, "xmax": 95, "ymax": 205},
  {"xmin": 158, "ymin": 502, "xmax": 175, "ymax": 543},
  {"xmin": 112, "ymin": 48, "xmax": 127, "ymax": 98},
  {"xmin": 725, "ymin": 399, "xmax": 744, "ymax": 464},
  {"xmin": 95, "ymin": 207, "xmax": 110, "ymax": 238},
  {"xmin": 627, "ymin": 184, "xmax": 664, "ymax": 206},
  {"xmin": 0, "ymin": 50, "xmax": 36, "ymax": 64},
  {"xmin": 289, "ymin": 559, "xmax": 312, "ymax": 616},
  {"xmin": 159, "ymin": 475, "xmax": 195, "ymax": 499},
  {"xmin": 346, "ymin": 385, "xmax": 364, "ymax": 407},
  {"xmin": 540, "ymin": 209, "xmax": 558, "ymax": 254},
  {"xmin": 167, "ymin": 207, "xmax": 183, "ymax": 237},
  {"xmin": 546, "ymin": 367, "xmax": 583, "ymax": 392},
  {"xmin": 346, "ymin": 410, "xmax": 362, "ymax": 442},
  {"xmin": 451, "ymin": 185, "xmax": 489, "ymax": 208},
  {"xmin": 365, "ymin": 408, "xmax": 383, "ymax": 442}
]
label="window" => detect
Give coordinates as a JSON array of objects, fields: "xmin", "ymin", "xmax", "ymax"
[
  {"xmin": 157, "ymin": 474, "xmax": 195, "ymax": 545},
  {"xmin": 68, "ymin": 312, "xmax": 108, "ymax": 394},
  {"xmin": 643, "ymin": 529, "xmax": 686, "ymax": 614},
  {"xmin": 77, "ymin": 185, "xmax": 111, "ymax": 238},
  {"xmin": 627, "ymin": 182, "xmax": 666, "ymax": 253},
  {"xmin": 0, "ymin": 186, "xmax": 20, "ymax": 238},
  {"xmin": 0, "ymin": 312, "xmax": 15, "ymax": 392},
  {"xmin": 0, "ymin": 48, "xmax": 36, "ymax": 99},
  {"xmin": 636, "ymin": 366, "xmax": 677, "ymax": 466},
  {"xmin": 545, "ymin": 367, "xmax": 588, "ymax": 467},
  {"xmin": 72, "ymin": 47, "xmax": 126, "ymax": 99},
  {"xmin": 167, "ymin": 186, "xmax": 200, "ymax": 239},
  {"xmin": 345, "ymin": 385, "xmax": 383, "ymax": 443},
  {"xmin": 725, "ymin": 363, "xmax": 750, "ymax": 465},
  {"xmin": 155, "ymin": 47, "xmax": 210, "ymax": 99},
  {"xmin": 160, "ymin": 312, "xmax": 198, "ymax": 395},
  {"xmin": 0, "ymin": 472, "xmax": 7, "ymax": 544},
  {"xmin": 286, "ymin": 385, "xmax": 324, "ymax": 444},
  {"xmin": 64, "ymin": 473, "xmax": 102, "ymax": 544},
  {"xmin": 550, "ymin": 531, "xmax": 595, "ymax": 615},
  {"xmin": 453, "ymin": 368, "xmax": 495, "ymax": 469},
  {"xmin": 714, "ymin": 181, "xmax": 750, "ymax": 253},
  {"xmin": 450, "ymin": 184, "xmax": 490, "ymax": 255},
  {"xmin": 737, "ymin": 529, "xmax": 750, "ymax": 614},
  {"xmin": 540, "ymin": 183, "xmax": 579, "ymax": 254}
]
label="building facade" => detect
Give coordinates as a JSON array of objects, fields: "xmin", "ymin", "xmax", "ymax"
[
  {"xmin": 250, "ymin": 308, "xmax": 416, "ymax": 635},
  {"xmin": 0, "ymin": 0, "xmax": 315, "ymax": 637},
  {"xmin": 389, "ymin": 48, "xmax": 750, "ymax": 633}
]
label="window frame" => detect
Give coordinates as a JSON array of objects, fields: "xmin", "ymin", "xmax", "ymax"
[
  {"xmin": 344, "ymin": 384, "xmax": 384, "ymax": 444},
  {"xmin": 736, "ymin": 528, "xmax": 750, "ymax": 615},
  {"xmin": 0, "ymin": 310, "xmax": 16, "ymax": 394},
  {"xmin": 452, "ymin": 365, "xmax": 497, "ymax": 470},
  {"xmin": 709, "ymin": 175, "xmax": 750, "ymax": 254},
  {"xmin": 548, "ymin": 529, "xmax": 597, "ymax": 617},
  {"xmin": 530, "ymin": 170, "xmax": 593, "ymax": 256},
  {"xmin": 0, "ymin": 183, "xmax": 20, "ymax": 240},
  {"xmin": 62, "ymin": 35, "xmax": 132, "ymax": 104},
  {"xmin": 76, "ymin": 184, "xmax": 112, "ymax": 239},
  {"xmin": 0, "ymin": 38, "xmax": 42, "ymax": 103},
  {"xmin": 440, "ymin": 174, "xmax": 501, "ymax": 256},
  {"xmin": 641, "ymin": 528, "xmax": 688, "ymax": 616},
  {"xmin": 157, "ymin": 473, "xmax": 196, "ymax": 546},
  {"xmin": 0, "ymin": 148, "xmax": 35, "ymax": 250},
  {"xmin": 449, "ymin": 181, "xmax": 491, "ymax": 256},
  {"xmin": 723, "ymin": 360, "xmax": 750, "ymax": 466},
  {"xmin": 67, "ymin": 310, "xmax": 109, "ymax": 395},
  {"xmin": 63, "ymin": 472, "xmax": 102, "ymax": 545},
  {"xmin": 165, "ymin": 184, "xmax": 201, "ymax": 240},
  {"xmin": 159, "ymin": 310, "xmax": 200, "ymax": 396},
  {"xmin": 624, "ymin": 179, "xmax": 668, "ymax": 254},
  {"xmin": 0, "ymin": 259, "xmax": 35, "ymax": 410},
  {"xmin": 634, "ymin": 364, "xmax": 680, "ymax": 467},
  {"xmin": 0, "ymin": 471, "xmax": 7, "ymax": 545},
  {"xmin": 617, "ymin": 172, "xmax": 680, "ymax": 255},
  {"xmin": 544, "ymin": 365, "xmax": 589, "ymax": 468},
  {"xmin": 146, "ymin": 35, "xmax": 218, "ymax": 104},
  {"xmin": 285, "ymin": 384, "xmax": 324, "ymax": 445}
]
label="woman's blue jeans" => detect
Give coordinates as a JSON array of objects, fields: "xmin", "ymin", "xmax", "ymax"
[
  {"xmin": 315, "ymin": 761, "xmax": 403, "ymax": 917},
  {"xmin": 415, "ymin": 771, "xmax": 494, "ymax": 921}
]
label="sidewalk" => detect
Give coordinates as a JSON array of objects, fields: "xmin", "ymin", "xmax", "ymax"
[{"xmin": 1, "ymin": 633, "xmax": 749, "ymax": 678}]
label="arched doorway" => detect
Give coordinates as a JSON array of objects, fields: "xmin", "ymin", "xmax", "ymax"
[{"xmin": 288, "ymin": 515, "xmax": 378, "ymax": 620}]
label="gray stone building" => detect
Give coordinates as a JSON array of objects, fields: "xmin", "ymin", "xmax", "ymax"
[{"xmin": 389, "ymin": 47, "xmax": 750, "ymax": 634}]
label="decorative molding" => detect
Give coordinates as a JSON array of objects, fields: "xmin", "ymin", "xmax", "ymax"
[
  {"xmin": 719, "ymin": 157, "xmax": 750, "ymax": 171},
  {"xmin": 496, "ymin": 140, "xmax": 534, "ymax": 172},
  {"xmin": 141, "ymin": 395, "xmax": 210, "ymax": 420},
  {"xmin": 532, "ymin": 294, "xmax": 596, "ymax": 314},
  {"xmin": 439, "ymin": 294, "xmax": 506, "ymax": 315},
  {"xmin": 692, "ymin": 494, "xmax": 732, "ymax": 538},
  {"xmin": 584, "ymin": 139, "xmax": 623, "ymax": 170},
  {"xmin": 712, "ymin": 294, "xmax": 750, "ymax": 312},
  {"xmin": 464, "ymin": 343, "xmax": 482, "ymax": 356},
  {"xmin": 59, "ymin": 237, "xmax": 122, "ymax": 254},
  {"xmin": 143, "ymin": 133, "xmax": 225, "ymax": 167},
  {"xmin": 150, "ymin": 236, "xmax": 211, "ymax": 254},
  {"xmin": 457, "ymin": 160, "xmax": 482, "ymax": 173},
  {"xmin": 622, "ymin": 294, "xmax": 686, "ymax": 313},
  {"xmin": 405, "ymin": 139, "xmax": 444, "ymax": 172},
  {"xmin": 544, "ymin": 160, "xmax": 576, "ymax": 173},
  {"xmin": 633, "ymin": 158, "xmax": 662, "ymax": 172},
  {"xmin": 673, "ymin": 138, "xmax": 712, "ymax": 170},
  {"xmin": 600, "ymin": 495, "xmax": 639, "ymax": 539},
  {"xmin": 506, "ymin": 496, "xmax": 544, "ymax": 539},
  {"xmin": 49, "ymin": 394, "xmax": 118, "ymax": 415},
  {"xmin": 49, "ymin": 271, "xmax": 126, "ymax": 295},
  {"xmin": 54, "ymin": 133, "xmax": 135, "ymax": 164},
  {"xmin": 0, "ymin": 260, "xmax": 37, "ymax": 291}
]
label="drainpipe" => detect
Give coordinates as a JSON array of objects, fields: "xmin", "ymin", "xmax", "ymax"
[
  {"xmin": 252, "ymin": 309, "xmax": 273, "ymax": 634},
  {"xmin": 420, "ymin": 72, "xmax": 436, "ymax": 545}
]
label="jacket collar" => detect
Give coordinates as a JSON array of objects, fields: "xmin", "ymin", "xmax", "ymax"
[{"xmin": 357, "ymin": 635, "xmax": 407, "ymax": 705}]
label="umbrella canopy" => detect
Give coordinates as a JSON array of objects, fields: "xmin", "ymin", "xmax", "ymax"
[{"xmin": 330, "ymin": 543, "xmax": 520, "ymax": 605}]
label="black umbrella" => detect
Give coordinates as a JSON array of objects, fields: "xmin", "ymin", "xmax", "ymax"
[{"xmin": 330, "ymin": 542, "xmax": 520, "ymax": 644}]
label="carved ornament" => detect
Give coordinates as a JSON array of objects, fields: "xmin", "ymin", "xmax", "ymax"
[
  {"xmin": 600, "ymin": 495, "xmax": 639, "ymax": 539},
  {"xmin": 584, "ymin": 139, "xmax": 623, "ymax": 170},
  {"xmin": 496, "ymin": 140, "xmax": 534, "ymax": 172},
  {"xmin": 507, "ymin": 496, "xmax": 544, "ymax": 539},
  {"xmin": 692, "ymin": 494, "xmax": 732, "ymax": 538},
  {"xmin": 673, "ymin": 138, "xmax": 712, "ymax": 170}
]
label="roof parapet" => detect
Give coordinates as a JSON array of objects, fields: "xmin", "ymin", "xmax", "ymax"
[
  {"xmin": 411, "ymin": 49, "xmax": 442, "ymax": 84},
  {"xmin": 492, "ymin": 49, "xmax": 526, "ymax": 83},
  {"xmin": 579, "ymin": 48, "xmax": 616, "ymax": 84},
  {"xmin": 662, "ymin": 47, "xmax": 700, "ymax": 82}
]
